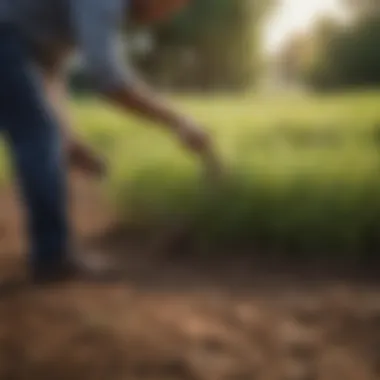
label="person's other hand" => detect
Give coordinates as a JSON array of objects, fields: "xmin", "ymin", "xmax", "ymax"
[
  {"xmin": 173, "ymin": 116, "xmax": 224, "ymax": 182},
  {"xmin": 174, "ymin": 116, "xmax": 211, "ymax": 154},
  {"xmin": 68, "ymin": 139, "xmax": 107, "ymax": 179}
]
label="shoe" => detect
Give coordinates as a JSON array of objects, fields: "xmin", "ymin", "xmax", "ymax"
[
  {"xmin": 31, "ymin": 261, "xmax": 76, "ymax": 285},
  {"xmin": 31, "ymin": 255, "xmax": 124, "ymax": 285}
]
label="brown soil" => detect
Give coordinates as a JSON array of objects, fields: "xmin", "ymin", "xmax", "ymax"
[{"xmin": 0, "ymin": 173, "xmax": 380, "ymax": 380}]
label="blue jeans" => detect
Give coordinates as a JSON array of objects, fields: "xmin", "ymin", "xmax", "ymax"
[{"xmin": 0, "ymin": 25, "xmax": 69, "ymax": 273}]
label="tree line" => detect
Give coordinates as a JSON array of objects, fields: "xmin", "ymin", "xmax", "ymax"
[{"xmin": 276, "ymin": 0, "xmax": 380, "ymax": 91}]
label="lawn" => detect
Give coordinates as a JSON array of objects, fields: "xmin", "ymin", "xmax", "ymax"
[{"xmin": 4, "ymin": 91, "xmax": 380, "ymax": 256}]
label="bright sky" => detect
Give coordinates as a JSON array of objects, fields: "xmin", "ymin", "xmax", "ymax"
[{"xmin": 263, "ymin": 0, "xmax": 346, "ymax": 55}]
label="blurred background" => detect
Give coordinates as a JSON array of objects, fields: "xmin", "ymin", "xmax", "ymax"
[
  {"xmin": 64, "ymin": 0, "xmax": 380, "ymax": 260},
  {"xmin": 1, "ymin": 1, "xmax": 380, "ymax": 380},
  {"xmin": 71, "ymin": 0, "xmax": 379, "ymax": 93}
]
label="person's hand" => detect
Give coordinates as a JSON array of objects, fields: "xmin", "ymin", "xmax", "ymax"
[
  {"xmin": 173, "ymin": 116, "xmax": 224, "ymax": 182},
  {"xmin": 174, "ymin": 116, "xmax": 211, "ymax": 154}
]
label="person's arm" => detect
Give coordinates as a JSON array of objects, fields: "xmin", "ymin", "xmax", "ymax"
[
  {"xmin": 70, "ymin": 0, "xmax": 215, "ymax": 158},
  {"xmin": 104, "ymin": 79, "xmax": 211, "ymax": 154}
]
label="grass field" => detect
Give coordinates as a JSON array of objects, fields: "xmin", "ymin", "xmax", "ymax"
[{"xmin": 4, "ymin": 91, "xmax": 380, "ymax": 257}]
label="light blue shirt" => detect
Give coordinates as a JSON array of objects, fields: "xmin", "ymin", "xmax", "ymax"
[{"xmin": 0, "ymin": 0, "xmax": 133, "ymax": 91}]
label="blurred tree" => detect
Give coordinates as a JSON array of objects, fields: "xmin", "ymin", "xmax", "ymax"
[
  {"xmin": 304, "ymin": 14, "xmax": 380, "ymax": 90},
  {"xmin": 273, "ymin": 0, "xmax": 380, "ymax": 91},
  {"xmin": 137, "ymin": 0, "xmax": 276, "ymax": 91},
  {"xmin": 343, "ymin": 0, "xmax": 380, "ymax": 18},
  {"xmin": 70, "ymin": 0, "xmax": 275, "ymax": 93}
]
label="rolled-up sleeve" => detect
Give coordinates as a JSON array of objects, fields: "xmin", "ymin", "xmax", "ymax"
[{"xmin": 70, "ymin": 0, "xmax": 134, "ymax": 92}]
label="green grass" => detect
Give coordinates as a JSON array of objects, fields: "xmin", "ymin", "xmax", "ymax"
[{"xmin": 4, "ymin": 91, "xmax": 380, "ymax": 257}]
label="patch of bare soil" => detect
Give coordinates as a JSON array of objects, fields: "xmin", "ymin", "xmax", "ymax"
[{"xmin": 0, "ymin": 174, "xmax": 379, "ymax": 380}]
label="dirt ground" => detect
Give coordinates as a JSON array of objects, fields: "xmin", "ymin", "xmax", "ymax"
[{"xmin": 0, "ymin": 174, "xmax": 380, "ymax": 380}]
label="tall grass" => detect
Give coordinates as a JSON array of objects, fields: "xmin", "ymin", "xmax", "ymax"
[
  {"xmin": 4, "ymin": 91, "xmax": 380, "ymax": 257},
  {"xmin": 76, "ymin": 92, "xmax": 380, "ymax": 256}
]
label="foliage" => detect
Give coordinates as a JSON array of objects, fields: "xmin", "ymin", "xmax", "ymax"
[
  {"xmin": 275, "ymin": 0, "xmax": 380, "ymax": 91},
  {"xmin": 306, "ymin": 16, "xmax": 380, "ymax": 90},
  {"xmin": 137, "ymin": 0, "xmax": 275, "ymax": 91},
  {"xmin": 343, "ymin": 0, "xmax": 380, "ymax": 18}
]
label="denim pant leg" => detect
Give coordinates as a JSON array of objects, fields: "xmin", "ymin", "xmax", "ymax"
[{"xmin": 0, "ymin": 26, "xmax": 69, "ymax": 272}]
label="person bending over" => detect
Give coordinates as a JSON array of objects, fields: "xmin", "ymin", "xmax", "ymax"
[{"xmin": 0, "ymin": 0, "xmax": 217, "ymax": 284}]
